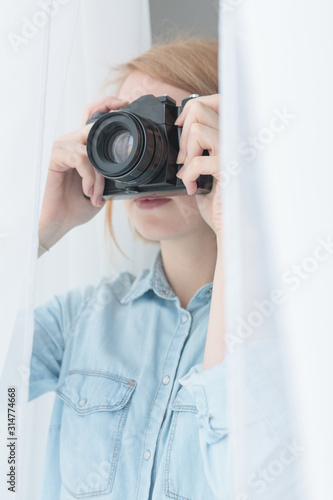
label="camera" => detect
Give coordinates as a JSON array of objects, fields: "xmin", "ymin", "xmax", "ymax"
[{"xmin": 85, "ymin": 94, "xmax": 213, "ymax": 200}]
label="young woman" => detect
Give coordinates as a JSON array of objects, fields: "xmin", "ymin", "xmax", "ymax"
[{"xmin": 32, "ymin": 38, "xmax": 227, "ymax": 500}]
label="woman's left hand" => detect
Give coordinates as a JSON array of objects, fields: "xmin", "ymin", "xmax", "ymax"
[{"xmin": 175, "ymin": 94, "xmax": 222, "ymax": 240}]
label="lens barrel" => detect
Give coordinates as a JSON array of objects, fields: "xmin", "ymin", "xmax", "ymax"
[{"xmin": 87, "ymin": 111, "xmax": 167, "ymax": 184}]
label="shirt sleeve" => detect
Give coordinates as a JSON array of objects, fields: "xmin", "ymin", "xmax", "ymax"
[
  {"xmin": 28, "ymin": 284, "xmax": 96, "ymax": 402},
  {"xmin": 178, "ymin": 339, "xmax": 305, "ymax": 500}
]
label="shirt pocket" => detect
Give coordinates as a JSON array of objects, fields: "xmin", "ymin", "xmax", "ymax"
[
  {"xmin": 165, "ymin": 386, "xmax": 215, "ymax": 500},
  {"xmin": 56, "ymin": 370, "xmax": 136, "ymax": 498}
]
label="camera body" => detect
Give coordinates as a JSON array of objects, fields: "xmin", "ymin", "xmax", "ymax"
[{"xmin": 85, "ymin": 94, "xmax": 213, "ymax": 200}]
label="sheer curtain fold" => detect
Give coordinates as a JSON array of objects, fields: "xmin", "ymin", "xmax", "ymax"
[
  {"xmin": 0, "ymin": 2, "xmax": 151, "ymax": 498},
  {"xmin": 221, "ymin": 0, "xmax": 333, "ymax": 498},
  {"xmin": 0, "ymin": 4, "xmax": 82, "ymax": 497}
]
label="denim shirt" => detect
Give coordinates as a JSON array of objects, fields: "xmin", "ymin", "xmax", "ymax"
[
  {"xmin": 29, "ymin": 250, "xmax": 229, "ymax": 500},
  {"xmin": 29, "ymin": 250, "xmax": 301, "ymax": 500}
]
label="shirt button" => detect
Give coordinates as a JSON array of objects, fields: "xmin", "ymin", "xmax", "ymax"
[
  {"xmin": 78, "ymin": 398, "xmax": 87, "ymax": 407},
  {"xmin": 181, "ymin": 315, "xmax": 188, "ymax": 324},
  {"xmin": 144, "ymin": 450, "xmax": 151, "ymax": 461},
  {"xmin": 163, "ymin": 375, "xmax": 170, "ymax": 385},
  {"xmin": 208, "ymin": 287, "xmax": 212, "ymax": 293}
]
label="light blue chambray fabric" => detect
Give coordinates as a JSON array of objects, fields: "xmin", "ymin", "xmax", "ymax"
[
  {"xmin": 29, "ymin": 250, "xmax": 301, "ymax": 500},
  {"xmin": 29, "ymin": 250, "xmax": 220, "ymax": 500}
]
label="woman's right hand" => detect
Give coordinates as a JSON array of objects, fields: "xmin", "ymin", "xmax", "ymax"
[{"xmin": 38, "ymin": 96, "xmax": 129, "ymax": 253}]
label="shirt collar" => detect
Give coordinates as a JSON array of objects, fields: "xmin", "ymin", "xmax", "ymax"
[{"xmin": 119, "ymin": 249, "xmax": 213, "ymax": 305}]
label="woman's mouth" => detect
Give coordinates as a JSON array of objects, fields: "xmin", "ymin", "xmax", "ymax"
[{"xmin": 134, "ymin": 197, "xmax": 172, "ymax": 209}]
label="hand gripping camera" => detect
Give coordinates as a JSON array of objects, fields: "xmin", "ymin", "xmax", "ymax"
[{"xmin": 85, "ymin": 94, "xmax": 213, "ymax": 200}]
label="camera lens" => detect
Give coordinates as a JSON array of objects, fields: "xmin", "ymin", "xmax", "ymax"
[
  {"xmin": 87, "ymin": 110, "xmax": 167, "ymax": 184},
  {"xmin": 107, "ymin": 130, "xmax": 134, "ymax": 164}
]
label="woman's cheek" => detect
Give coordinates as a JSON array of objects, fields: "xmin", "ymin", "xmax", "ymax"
[
  {"xmin": 177, "ymin": 196, "xmax": 203, "ymax": 226},
  {"xmin": 122, "ymin": 199, "xmax": 136, "ymax": 224},
  {"xmin": 122, "ymin": 199, "xmax": 132, "ymax": 215}
]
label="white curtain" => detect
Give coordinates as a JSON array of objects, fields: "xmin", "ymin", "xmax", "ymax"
[
  {"xmin": 221, "ymin": 0, "xmax": 333, "ymax": 498},
  {"xmin": 0, "ymin": 1, "xmax": 151, "ymax": 498},
  {"xmin": 3, "ymin": 0, "xmax": 333, "ymax": 498}
]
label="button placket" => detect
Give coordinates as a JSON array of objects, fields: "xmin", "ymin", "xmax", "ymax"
[
  {"xmin": 135, "ymin": 274, "xmax": 194, "ymax": 499},
  {"xmin": 181, "ymin": 314, "xmax": 189, "ymax": 324}
]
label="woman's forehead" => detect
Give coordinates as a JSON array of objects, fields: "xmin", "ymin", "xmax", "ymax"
[{"xmin": 117, "ymin": 71, "xmax": 190, "ymax": 106}]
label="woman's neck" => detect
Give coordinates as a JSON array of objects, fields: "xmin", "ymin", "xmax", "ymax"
[{"xmin": 160, "ymin": 226, "xmax": 218, "ymax": 309}]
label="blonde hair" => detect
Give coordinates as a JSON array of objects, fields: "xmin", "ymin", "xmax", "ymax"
[{"xmin": 104, "ymin": 37, "xmax": 219, "ymax": 257}]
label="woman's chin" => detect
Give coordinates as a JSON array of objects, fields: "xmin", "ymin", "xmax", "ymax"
[
  {"xmin": 135, "ymin": 229, "xmax": 173, "ymax": 242},
  {"xmin": 134, "ymin": 224, "xmax": 185, "ymax": 242}
]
